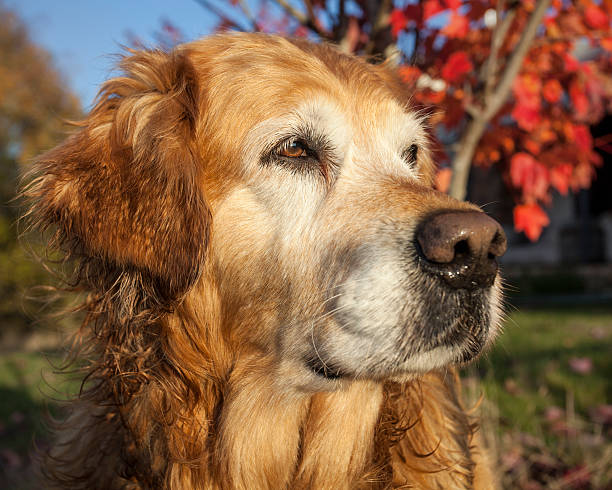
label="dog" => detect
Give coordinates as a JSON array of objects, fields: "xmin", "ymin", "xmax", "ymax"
[{"xmin": 25, "ymin": 33, "xmax": 506, "ymax": 489}]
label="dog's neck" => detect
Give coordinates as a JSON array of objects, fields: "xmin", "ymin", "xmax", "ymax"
[
  {"xmin": 87, "ymin": 284, "xmax": 479, "ymax": 489},
  {"xmin": 216, "ymin": 356, "xmax": 384, "ymax": 488}
]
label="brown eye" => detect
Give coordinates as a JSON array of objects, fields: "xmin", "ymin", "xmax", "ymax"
[{"xmin": 278, "ymin": 139, "xmax": 310, "ymax": 158}]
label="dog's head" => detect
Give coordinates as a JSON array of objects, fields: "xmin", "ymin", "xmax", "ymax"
[{"xmin": 29, "ymin": 34, "xmax": 505, "ymax": 390}]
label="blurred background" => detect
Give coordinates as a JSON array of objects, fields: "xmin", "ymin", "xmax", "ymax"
[{"xmin": 0, "ymin": 1, "xmax": 611, "ymax": 488}]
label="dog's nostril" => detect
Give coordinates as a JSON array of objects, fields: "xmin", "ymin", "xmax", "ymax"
[
  {"xmin": 489, "ymin": 230, "xmax": 507, "ymax": 258},
  {"xmin": 454, "ymin": 240, "xmax": 470, "ymax": 261},
  {"xmin": 416, "ymin": 210, "xmax": 507, "ymax": 289}
]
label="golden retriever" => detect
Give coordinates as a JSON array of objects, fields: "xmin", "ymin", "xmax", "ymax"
[{"xmin": 25, "ymin": 33, "xmax": 506, "ymax": 489}]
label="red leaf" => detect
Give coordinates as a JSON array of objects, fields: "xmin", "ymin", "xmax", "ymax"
[
  {"xmin": 512, "ymin": 103, "xmax": 542, "ymax": 131},
  {"xmin": 441, "ymin": 51, "xmax": 473, "ymax": 83},
  {"xmin": 542, "ymin": 79, "xmax": 563, "ymax": 104},
  {"xmin": 510, "ymin": 152, "xmax": 549, "ymax": 200},
  {"xmin": 441, "ymin": 12, "xmax": 469, "ymax": 39},
  {"xmin": 442, "ymin": 0, "xmax": 462, "ymax": 9},
  {"xmin": 544, "ymin": 406, "xmax": 564, "ymax": 422},
  {"xmin": 568, "ymin": 357, "xmax": 593, "ymax": 374},
  {"xmin": 513, "ymin": 73, "xmax": 541, "ymax": 109},
  {"xmin": 572, "ymin": 163, "xmax": 595, "ymax": 190},
  {"xmin": 514, "ymin": 203, "xmax": 550, "ymax": 241},
  {"xmin": 563, "ymin": 52, "xmax": 580, "ymax": 72},
  {"xmin": 398, "ymin": 66, "xmax": 421, "ymax": 84},
  {"xmin": 294, "ymin": 26, "xmax": 309, "ymax": 37},
  {"xmin": 443, "ymin": 98, "xmax": 466, "ymax": 128},
  {"xmin": 390, "ymin": 9, "xmax": 408, "ymax": 37},
  {"xmin": 590, "ymin": 404, "xmax": 612, "ymax": 424},
  {"xmin": 550, "ymin": 163, "xmax": 573, "ymax": 195},
  {"xmin": 524, "ymin": 138, "xmax": 541, "ymax": 155},
  {"xmin": 435, "ymin": 168, "xmax": 452, "ymax": 193},
  {"xmin": 562, "ymin": 466, "xmax": 592, "ymax": 487},
  {"xmin": 423, "ymin": 0, "xmax": 444, "ymax": 20},
  {"xmin": 403, "ymin": 5, "xmax": 422, "ymax": 22},
  {"xmin": 570, "ymin": 81, "xmax": 590, "ymax": 118},
  {"xmin": 571, "ymin": 124, "xmax": 593, "ymax": 152},
  {"xmin": 601, "ymin": 37, "xmax": 612, "ymax": 51},
  {"xmin": 585, "ymin": 4, "xmax": 609, "ymax": 29}
]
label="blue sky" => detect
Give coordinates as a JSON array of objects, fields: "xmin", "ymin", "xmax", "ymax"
[{"xmin": 6, "ymin": 1, "xmax": 220, "ymax": 108}]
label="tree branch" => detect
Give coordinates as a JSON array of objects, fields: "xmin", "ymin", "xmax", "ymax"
[
  {"xmin": 272, "ymin": 0, "xmax": 331, "ymax": 39},
  {"xmin": 483, "ymin": 0, "xmax": 552, "ymax": 120},
  {"xmin": 363, "ymin": 0, "xmax": 393, "ymax": 56},
  {"xmin": 237, "ymin": 0, "xmax": 259, "ymax": 31},
  {"xmin": 192, "ymin": 0, "xmax": 248, "ymax": 31},
  {"xmin": 449, "ymin": 0, "xmax": 552, "ymax": 200},
  {"xmin": 482, "ymin": 1, "xmax": 517, "ymax": 102}
]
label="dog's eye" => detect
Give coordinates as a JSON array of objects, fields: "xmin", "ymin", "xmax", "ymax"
[
  {"xmin": 265, "ymin": 137, "xmax": 328, "ymax": 180},
  {"xmin": 277, "ymin": 139, "xmax": 313, "ymax": 159},
  {"xmin": 402, "ymin": 144, "xmax": 418, "ymax": 167}
]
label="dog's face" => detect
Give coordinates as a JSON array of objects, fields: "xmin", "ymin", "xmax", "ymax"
[
  {"xmin": 32, "ymin": 34, "xmax": 505, "ymax": 391},
  {"xmin": 189, "ymin": 36, "xmax": 506, "ymax": 387}
]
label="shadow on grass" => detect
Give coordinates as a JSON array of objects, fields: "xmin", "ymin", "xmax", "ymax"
[{"xmin": 0, "ymin": 386, "xmax": 52, "ymax": 490}]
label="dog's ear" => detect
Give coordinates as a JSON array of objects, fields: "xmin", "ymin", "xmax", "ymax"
[{"xmin": 29, "ymin": 49, "xmax": 209, "ymax": 300}]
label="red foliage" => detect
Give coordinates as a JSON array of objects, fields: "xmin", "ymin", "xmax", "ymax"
[
  {"xmin": 570, "ymin": 80, "xmax": 590, "ymax": 119},
  {"xmin": 542, "ymin": 79, "xmax": 563, "ymax": 104},
  {"xmin": 442, "ymin": 0, "xmax": 462, "ymax": 10},
  {"xmin": 423, "ymin": 0, "xmax": 445, "ymax": 21},
  {"xmin": 585, "ymin": 4, "xmax": 609, "ymax": 29},
  {"xmin": 514, "ymin": 203, "xmax": 550, "ymax": 241},
  {"xmin": 441, "ymin": 12, "xmax": 469, "ymax": 39},
  {"xmin": 441, "ymin": 51, "xmax": 473, "ymax": 83},
  {"xmin": 390, "ymin": 9, "xmax": 408, "ymax": 37},
  {"xmin": 204, "ymin": 0, "xmax": 612, "ymax": 242},
  {"xmin": 510, "ymin": 153, "xmax": 549, "ymax": 201},
  {"xmin": 549, "ymin": 163, "xmax": 573, "ymax": 195}
]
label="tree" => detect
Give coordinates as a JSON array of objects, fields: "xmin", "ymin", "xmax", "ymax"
[
  {"xmin": 0, "ymin": 6, "xmax": 81, "ymax": 329},
  {"xmin": 165, "ymin": 0, "xmax": 612, "ymax": 242}
]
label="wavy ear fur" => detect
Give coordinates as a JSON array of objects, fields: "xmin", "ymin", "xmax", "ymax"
[{"xmin": 28, "ymin": 49, "xmax": 208, "ymax": 301}]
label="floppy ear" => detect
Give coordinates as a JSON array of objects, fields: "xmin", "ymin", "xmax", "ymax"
[{"xmin": 29, "ymin": 49, "xmax": 209, "ymax": 300}]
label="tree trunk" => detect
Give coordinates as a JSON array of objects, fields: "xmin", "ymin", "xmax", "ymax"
[
  {"xmin": 449, "ymin": 117, "xmax": 487, "ymax": 201},
  {"xmin": 448, "ymin": 0, "xmax": 551, "ymax": 201}
]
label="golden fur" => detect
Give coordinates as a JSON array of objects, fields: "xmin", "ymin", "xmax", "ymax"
[{"xmin": 24, "ymin": 33, "xmax": 499, "ymax": 488}]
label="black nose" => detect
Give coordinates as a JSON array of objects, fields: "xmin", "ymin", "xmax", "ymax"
[{"xmin": 415, "ymin": 211, "xmax": 507, "ymax": 289}]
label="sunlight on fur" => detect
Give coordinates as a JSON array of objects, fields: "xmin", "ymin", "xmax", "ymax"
[{"xmin": 23, "ymin": 33, "xmax": 506, "ymax": 489}]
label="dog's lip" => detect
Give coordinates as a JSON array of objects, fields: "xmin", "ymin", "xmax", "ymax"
[{"xmin": 304, "ymin": 356, "xmax": 346, "ymax": 380}]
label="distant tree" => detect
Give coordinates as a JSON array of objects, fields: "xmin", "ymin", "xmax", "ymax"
[
  {"xmin": 0, "ymin": 6, "xmax": 81, "ymax": 329},
  {"xmin": 162, "ymin": 0, "xmax": 612, "ymax": 241}
]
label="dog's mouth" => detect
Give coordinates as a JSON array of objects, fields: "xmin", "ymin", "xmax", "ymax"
[{"xmin": 303, "ymin": 277, "xmax": 495, "ymax": 382}]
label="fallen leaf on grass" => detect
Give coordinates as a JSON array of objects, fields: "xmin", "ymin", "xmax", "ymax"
[
  {"xmin": 568, "ymin": 357, "xmax": 593, "ymax": 375},
  {"xmin": 0, "ymin": 448, "xmax": 22, "ymax": 468},
  {"xmin": 504, "ymin": 378, "xmax": 520, "ymax": 394},
  {"xmin": 501, "ymin": 447, "xmax": 523, "ymax": 471},
  {"xmin": 561, "ymin": 464, "xmax": 591, "ymax": 489},
  {"xmin": 549, "ymin": 420, "xmax": 578, "ymax": 437},
  {"xmin": 589, "ymin": 404, "xmax": 612, "ymax": 425},
  {"xmin": 10, "ymin": 411, "xmax": 25, "ymax": 424},
  {"xmin": 544, "ymin": 406, "xmax": 564, "ymax": 422}
]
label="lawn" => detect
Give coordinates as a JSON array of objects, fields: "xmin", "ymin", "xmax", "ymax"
[
  {"xmin": 464, "ymin": 307, "xmax": 612, "ymax": 489},
  {"xmin": 0, "ymin": 308, "xmax": 610, "ymax": 489}
]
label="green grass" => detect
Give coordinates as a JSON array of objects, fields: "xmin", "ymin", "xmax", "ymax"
[
  {"xmin": 464, "ymin": 307, "xmax": 612, "ymax": 488},
  {"xmin": 475, "ymin": 308, "xmax": 611, "ymax": 430},
  {"xmin": 0, "ymin": 308, "xmax": 610, "ymax": 488},
  {"xmin": 0, "ymin": 348, "xmax": 80, "ymax": 488}
]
